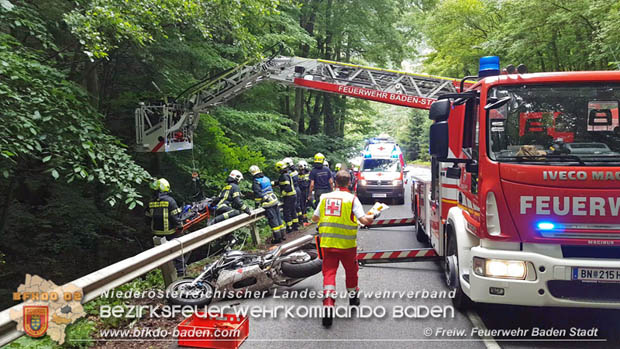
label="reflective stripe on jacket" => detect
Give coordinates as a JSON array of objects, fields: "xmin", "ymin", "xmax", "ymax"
[
  {"xmin": 147, "ymin": 193, "xmax": 181, "ymax": 235},
  {"xmin": 216, "ymin": 182, "xmax": 249, "ymax": 212},
  {"xmin": 318, "ymin": 190, "xmax": 358, "ymax": 249},
  {"xmin": 278, "ymin": 172, "xmax": 296, "ymax": 196}
]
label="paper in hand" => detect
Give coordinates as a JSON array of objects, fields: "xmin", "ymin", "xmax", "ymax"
[{"xmin": 367, "ymin": 202, "xmax": 390, "ymax": 216}]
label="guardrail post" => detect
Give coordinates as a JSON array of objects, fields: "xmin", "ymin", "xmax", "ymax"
[
  {"xmin": 249, "ymin": 222, "xmax": 261, "ymax": 247},
  {"xmin": 152, "ymin": 236, "xmax": 178, "ymax": 287}
]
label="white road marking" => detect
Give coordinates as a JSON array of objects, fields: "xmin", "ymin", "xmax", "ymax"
[{"xmin": 467, "ymin": 310, "xmax": 502, "ymax": 349}]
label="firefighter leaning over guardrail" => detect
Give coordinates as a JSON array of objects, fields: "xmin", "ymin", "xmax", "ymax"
[
  {"xmin": 145, "ymin": 178, "xmax": 186, "ymax": 276},
  {"xmin": 297, "ymin": 160, "xmax": 311, "ymax": 224},
  {"xmin": 250, "ymin": 165, "xmax": 286, "ymax": 243},
  {"xmin": 284, "ymin": 157, "xmax": 305, "ymax": 226},
  {"xmin": 274, "ymin": 161, "xmax": 299, "ymax": 234},
  {"xmin": 211, "ymin": 170, "xmax": 252, "ymax": 224}
]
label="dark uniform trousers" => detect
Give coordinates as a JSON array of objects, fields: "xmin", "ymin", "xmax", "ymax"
[{"xmin": 313, "ymin": 188, "xmax": 332, "ymax": 208}]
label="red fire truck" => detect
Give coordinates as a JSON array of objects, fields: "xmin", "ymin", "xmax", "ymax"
[{"xmin": 412, "ymin": 57, "xmax": 620, "ymax": 309}]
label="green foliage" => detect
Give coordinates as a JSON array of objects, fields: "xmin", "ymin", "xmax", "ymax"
[
  {"xmin": 4, "ymin": 334, "xmax": 58, "ymax": 349},
  {"xmin": 177, "ymin": 114, "xmax": 266, "ymax": 193},
  {"xmin": 83, "ymin": 270, "xmax": 164, "ymax": 329},
  {"xmin": 212, "ymin": 106, "xmax": 301, "ymax": 160},
  {"xmin": 64, "ymin": 320, "xmax": 96, "ymax": 348},
  {"xmin": 422, "ymin": 0, "xmax": 620, "ymax": 75},
  {"xmin": 298, "ymin": 134, "xmax": 361, "ymax": 165},
  {"xmin": 0, "ymin": 34, "xmax": 150, "ymax": 209},
  {"xmin": 64, "ymin": 0, "xmax": 280, "ymax": 60}
]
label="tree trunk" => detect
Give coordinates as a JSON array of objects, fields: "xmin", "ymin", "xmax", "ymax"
[
  {"xmin": 294, "ymin": 88, "xmax": 304, "ymax": 133},
  {"xmin": 300, "ymin": 0, "xmax": 317, "ymax": 57},
  {"xmin": 323, "ymin": 93, "xmax": 337, "ymax": 136},
  {"xmin": 284, "ymin": 86, "xmax": 291, "ymax": 117},
  {"xmin": 308, "ymin": 93, "xmax": 323, "ymax": 134},
  {"xmin": 324, "ymin": 0, "xmax": 334, "ymax": 60},
  {"xmin": 83, "ymin": 61, "xmax": 100, "ymax": 108},
  {"xmin": 0, "ymin": 172, "xmax": 17, "ymax": 237},
  {"xmin": 339, "ymin": 96, "xmax": 346, "ymax": 137}
]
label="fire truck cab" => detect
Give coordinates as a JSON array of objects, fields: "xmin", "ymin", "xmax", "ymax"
[{"xmin": 415, "ymin": 57, "xmax": 620, "ymax": 309}]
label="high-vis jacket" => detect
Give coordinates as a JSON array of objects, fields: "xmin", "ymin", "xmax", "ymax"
[
  {"xmin": 277, "ymin": 171, "xmax": 296, "ymax": 197},
  {"xmin": 318, "ymin": 190, "xmax": 358, "ymax": 249},
  {"xmin": 252, "ymin": 174, "xmax": 279, "ymax": 208},
  {"xmin": 146, "ymin": 192, "xmax": 182, "ymax": 235},
  {"xmin": 215, "ymin": 178, "xmax": 249, "ymax": 212}
]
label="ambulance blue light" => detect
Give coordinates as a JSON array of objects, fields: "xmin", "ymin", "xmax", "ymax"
[
  {"xmin": 479, "ymin": 56, "xmax": 500, "ymax": 77},
  {"xmin": 537, "ymin": 222, "xmax": 555, "ymax": 231}
]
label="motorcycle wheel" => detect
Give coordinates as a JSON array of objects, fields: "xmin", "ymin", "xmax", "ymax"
[
  {"xmin": 281, "ymin": 250, "xmax": 323, "ymax": 279},
  {"xmin": 166, "ymin": 278, "xmax": 214, "ymax": 306}
]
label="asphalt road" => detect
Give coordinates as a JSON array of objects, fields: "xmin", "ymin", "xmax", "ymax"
[
  {"xmin": 174, "ymin": 170, "xmax": 620, "ymax": 349},
  {"xmin": 205, "ymin": 175, "xmax": 484, "ymax": 349}
]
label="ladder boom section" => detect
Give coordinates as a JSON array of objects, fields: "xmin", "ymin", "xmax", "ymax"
[
  {"xmin": 269, "ymin": 57, "xmax": 467, "ymax": 110},
  {"xmin": 135, "ymin": 56, "xmax": 468, "ymax": 152}
]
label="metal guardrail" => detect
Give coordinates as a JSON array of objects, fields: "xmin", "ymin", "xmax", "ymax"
[{"xmin": 0, "ymin": 208, "xmax": 268, "ymax": 346}]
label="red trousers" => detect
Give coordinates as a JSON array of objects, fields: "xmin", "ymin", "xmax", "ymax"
[{"xmin": 322, "ymin": 247, "xmax": 358, "ymax": 302}]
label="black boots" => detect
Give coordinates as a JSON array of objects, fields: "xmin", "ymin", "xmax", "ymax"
[{"xmin": 322, "ymin": 297, "xmax": 335, "ymax": 328}]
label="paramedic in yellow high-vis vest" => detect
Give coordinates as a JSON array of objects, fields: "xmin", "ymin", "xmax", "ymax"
[{"xmin": 312, "ymin": 170, "xmax": 379, "ymax": 327}]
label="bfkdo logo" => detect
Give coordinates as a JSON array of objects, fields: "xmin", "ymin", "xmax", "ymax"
[{"xmin": 23, "ymin": 305, "xmax": 48, "ymax": 338}]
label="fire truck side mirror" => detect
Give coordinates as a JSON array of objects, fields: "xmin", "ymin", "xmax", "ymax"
[
  {"xmin": 429, "ymin": 121, "xmax": 449, "ymax": 158},
  {"xmin": 465, "ymin": 161, "xmax": 478, "ymax": 174},
  {"xmin": 429, "ymin": 100, "xmax": 451, "ymax": 122}
]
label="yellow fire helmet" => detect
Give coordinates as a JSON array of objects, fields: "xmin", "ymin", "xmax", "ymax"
[
  {"xmin": 314, "ymin": 152, "xmax": 325, "ymax": 163},
  {"xmin": 335, "ymin": 163, "xmax": 342, "ymax": 171},
  {"xmin": 158, "ymin": 178, "xmax": 171, "ymax": 192},
  {"xmin": 275, "ymin": 161, "xmax": 286, "ymax": 172}
]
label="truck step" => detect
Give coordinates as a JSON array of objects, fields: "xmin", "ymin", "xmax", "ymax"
[{"xmin": 357, "ymin": 248, "xmax": 439, "ymax": 264}]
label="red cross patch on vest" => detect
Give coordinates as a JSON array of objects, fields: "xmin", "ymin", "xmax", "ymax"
[{"xmin": 325, "ymin": 198, "xmax": 342, "ymax": 217}]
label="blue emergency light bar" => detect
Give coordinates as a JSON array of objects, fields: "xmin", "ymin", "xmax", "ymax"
[
  {"xmin": 537, "ymin": 222, "xmax": 556, "ymax": 231},
  {"xmin": 479, "ymin": 56, "xmax": 500, "ymax": 77}
]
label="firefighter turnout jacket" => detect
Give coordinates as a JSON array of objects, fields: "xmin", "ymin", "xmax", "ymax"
[
  {"xmin": 318, "ymin": 190, "xmax": 358, "ymax": 249},
  {"xmin": 299, "ymin": 169, "xmax": 310, "ymax": 190},
  {"xmin": 215, "ymin": 178, "xmax": 250, "ymax": 213},
  {"xmin": 146, "ymin": 192, "xmax": 182, "ymax": 235},
  {"xmin": 277, "ymin": 171, "xmax": 296, "ymax": 197},
  {"xmin": 252, "ymin": 174, "xmax": 279, "ymax": 208}
]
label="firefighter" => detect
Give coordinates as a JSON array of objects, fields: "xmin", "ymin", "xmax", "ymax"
[
  {"xmin": 145, "ymin": 178, "xmax": 186, "ymax": 275},
  {"xmin": 211, "ymin": 170, "xmax": 252, "ymax": 224},
  {"xmin": 274, "ymin": 161, "xmax": 298, "ymax": 233},
  {"xmin": 249, "ymin": 165, "xmax": 286, "ymax": 243},
  {"xmin": 297, "ymin": 160, "xmax": 311, "ymax": 224},
  {"xmin": 312, "ymin": 170, "xmax": 379, "ymax": 327},
  {"xmin": 309, "ymin": 153, "xmax": 334, "ymax": 208},
  {"xmin": 284, "ymin": 157, "xmax": 304, "ymax": 226}
]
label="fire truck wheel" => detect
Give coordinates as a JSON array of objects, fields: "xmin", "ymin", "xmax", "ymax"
[{"xmin": 445, "ymin": 227, "xmax": 472, "ymax": 310}]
